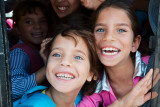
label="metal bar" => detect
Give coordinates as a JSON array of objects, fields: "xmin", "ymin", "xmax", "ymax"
[
  {"xmin": 151, "ymin": 0, "xmax": 160, "ymax": 106},
  {"xmin": 0, "ymin": 0, "xmax": 12, "ymax": 107}
]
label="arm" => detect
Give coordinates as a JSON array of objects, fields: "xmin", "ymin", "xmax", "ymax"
[
  {"xmin": 108, "ymin": 68, "xmax": 160, "ymax": 107},
  {"xmin": 10, "ymin": 48, "xmax": 46, "ymax": 100}
]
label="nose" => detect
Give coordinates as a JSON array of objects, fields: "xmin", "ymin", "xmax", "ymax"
[
  {"xmin": 34, "ymin": 22, "xmax": 41, "ymax": 29},
  {"xmin": 60, "ymin": 56, "xmax": 72, "ymax": 67},
  {"xmin": 103, "ymin": 31, "xmax": 116, "ymax": 41}
]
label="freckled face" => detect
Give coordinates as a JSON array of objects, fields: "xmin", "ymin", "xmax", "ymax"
[
  {"xmin": 94, "ymin": 7, "xmax": 135, "ymax": 67},
  {"xmin": 50, "ymin": 0, "xmax": 80, "ymax": 18},
  {"xmin": 46, "ymin": 34, "xmax": 92, "ymax": 93}
]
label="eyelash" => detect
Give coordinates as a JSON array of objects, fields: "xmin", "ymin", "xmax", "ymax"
[
  {"xmin": 53, "ymin": 53, "xmax": 61, "ymax": 57},
  {"xmin": 52, "ymin": 53, "xmax": 83, "ymax": 61},
  {"xmin": 95, "ymin": 28, "xmax": 105, "ymax": 33},
  {"xmin": 117, "ymin": 29, "xmax": 126, "ymax": 33},
  {"xmin": 75, "ymin": 56, "xmax": 83, "ymax": 60}
]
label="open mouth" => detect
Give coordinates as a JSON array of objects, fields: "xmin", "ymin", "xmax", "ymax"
[
  {"xmin": 56, "ymin": 73, "xmax": 74, "ymax": 80},
  {"xmin": 101, "ymin": 47, "xmax": 120, "ymax": 56}
]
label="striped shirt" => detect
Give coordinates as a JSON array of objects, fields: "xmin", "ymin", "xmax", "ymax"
[{"xmin": 10, "ymin": 45, "xmax": 39, "ymax": 101}]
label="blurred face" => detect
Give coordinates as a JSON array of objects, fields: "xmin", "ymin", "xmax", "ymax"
[
  {"xmin": 16, "ymin": 8, "xmax": 48, "ymax": 49},
  {"xmin": 50, "ymin": 0, "xmax": 81, "ymax": 18},
  {"xmin": 94, "ymin": 7, "xmax": 138, "ymax": 67},
  {"xmin": 46, "ymin": 34, "xmax": 93, "ymax": 93}
]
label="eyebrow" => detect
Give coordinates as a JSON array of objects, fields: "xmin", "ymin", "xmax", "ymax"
[
  {"xmin": 95, "ymin": 23, "xmax": 129, "ymax": 27},
  {"xmin": 51, "ymin": 47, "xmax": 61, "ymax": 52},
  {"xmin": 51, "ymin": 47, "xmax": 87, "ymax": 57},
  {"xmin": 76, "ymin": 50, "xmax": 87, "ymax": 57},
  {"xmin": 116, "ymin": 23, "xmax": 129, "ymax": 27},
  {"xmin": 95, "ymin": 23, "xmax": 105, "ymax": 27}
]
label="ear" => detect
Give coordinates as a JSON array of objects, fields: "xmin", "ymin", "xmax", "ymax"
[
  {"xmin": 86, "ymin": 72, "xmax": 94, "ymax": 82},
  {"xmin": 131, "ymin": 35, "xmax": 141, "ymax": 52}
]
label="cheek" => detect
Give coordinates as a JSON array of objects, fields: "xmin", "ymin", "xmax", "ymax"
[
  {"xmin": 95, "ymin": 37, "xmax": 101, "ymax": 47},
  {"xmin": 81, "ymin": 63, "xmax": 90, "ymax": 76},
  {"xmin": 42, "ymin": 25, "xmax": 48, "ymax": 32},
  {"xmin": 46, "ymin": 64, "xmax": 55, "ymax": 84}
]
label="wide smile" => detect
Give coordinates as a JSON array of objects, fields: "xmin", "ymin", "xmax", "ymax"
[
  {"xmin": 56, "ymin": 72, "xmax": 75, "ymax": 80},
  {"xmin": 101, "ymin": 47, "xmax": 120, "ymax": 56}
]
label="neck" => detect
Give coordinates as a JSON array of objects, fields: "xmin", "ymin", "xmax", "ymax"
[
  {"xmin": 105, "ymin": 56, "xmax": 134, "ymax": 84},
  {"xmin": 105, "ymin": 57, "xmax": 135, "ymax": 98},
  {"xmin": 46, "ymin": 87, "xmax": 78, "ymax": 107}
]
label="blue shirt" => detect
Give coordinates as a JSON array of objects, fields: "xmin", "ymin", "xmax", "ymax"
[{"xmin": 14, "ymin": 86, "xmax": 82, "ymax": 107}]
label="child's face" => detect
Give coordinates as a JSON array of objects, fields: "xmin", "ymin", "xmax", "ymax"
[
  {"xmin": 46, "ymin": 34, "xmax": 93, "ymax": 93},
  {"xmin": 16, "ymin": 8, "xmax": 48, "ymax": 48},
  {"xmin": 94, "ymin": 7, "xmax": 138, "ymax": 67},
  {"xmin": 50, "ymin": 0, "xmax": 80, "ymax": 18}
]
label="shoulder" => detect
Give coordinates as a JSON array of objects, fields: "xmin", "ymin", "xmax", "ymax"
[
  {"xmin": 14, "ymin": 86, "xmax": 56, "ymax": 107},
  {"xmin": 18, "ymin": 93, "xmax": 55, "ymax": 107}
]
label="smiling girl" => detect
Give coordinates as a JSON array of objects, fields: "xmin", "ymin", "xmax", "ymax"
[{"xmin": 78, "ymin": 0, "xmax": 160, "ymax": 106}]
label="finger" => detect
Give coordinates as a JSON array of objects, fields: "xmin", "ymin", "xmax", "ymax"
[
  {"xmin": 138, "ymin": 69, "xmax": 153, "ymax": 87},
  {"xmin": 138, "ymin": 69, "xmax": 153, "ymax": 88},
  {"xmin": 153, "ymin": 68, "xmax": 159, "ymax": 79},
  {"xmin": 144, "ymin": 92, "xmax": 152, "ymax": 103},
  {"xmin": 151, "ymin": 92, "xmax": 158, "ymax": 99},
  {"xmin": 144, "ymin": 92, "xmax": 158, "ymax": 102}
]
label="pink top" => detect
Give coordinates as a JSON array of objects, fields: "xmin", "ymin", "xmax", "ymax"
[
  {"xmin": 78, "ymin": 76, "xmax": 143, "ymax": 107},
  {"xmin": 77, "ymin": 51, "xmax": 149, "ymax": 107}
]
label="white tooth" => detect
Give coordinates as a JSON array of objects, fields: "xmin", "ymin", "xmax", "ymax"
[
  {"xmin": 58, "ymin": 7, "xmax": 67, "ymax": 10},
  {"xmin": 56, "ymin": 73, "xmax": 74, "ymax": 79}
]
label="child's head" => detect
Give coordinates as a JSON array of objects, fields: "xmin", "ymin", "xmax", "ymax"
[
  {"xmin": 50, "ymin": 0, "xmax": 81, "ymax": 18},
  {"xmin": 45, "ymin": 24, "xmax": 99, "ymax": 96},
  {"xmin": 92, "ymin": 0, "xmax": 141, "ymax": 66},
  {"xmin": 92, "ymin": 0, "xmax": 141, "ymax": 38},
  {"xmin": 12, "ymin": 0, "xmax": 49, "ymax": 49}
]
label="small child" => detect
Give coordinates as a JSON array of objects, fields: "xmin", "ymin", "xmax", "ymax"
[
  {"xmin": 14, "ymin": 24, "xmax": 158, "ymax": 107},
  {"xmin": 10, "ymin": 0, "xmax": 49, "ymax": 101},
  {"xmin": 14, "ymin": 24, "xmax": 99, "ymax": 107},
  {"xmin": 78, "ymin": 0, "xmax": 160, "ymax": 106}
]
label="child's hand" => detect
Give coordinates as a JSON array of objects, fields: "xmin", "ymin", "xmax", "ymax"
[
  {"xmin": 120, "ymin": 68, "xmax": 160, "ymax": 107},
  {"xmin": 40, "ymin": 38, "xmax": 52, "ymax": 64}
]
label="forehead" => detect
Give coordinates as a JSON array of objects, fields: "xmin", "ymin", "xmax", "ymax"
[
  {"xmin": 96, "ymin": 7, "xmax": 131, "ymax": 24},
  {"xmin": 20, "ymin": 8, "xmax": 45, "ymax": 17},
  {"xmin": 53, "ymin": 33, "xmax": 85, "ymax": 46},
  {"xmin": 51, "ymin": 33, "xmax": 89, "ymax": 54}
]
